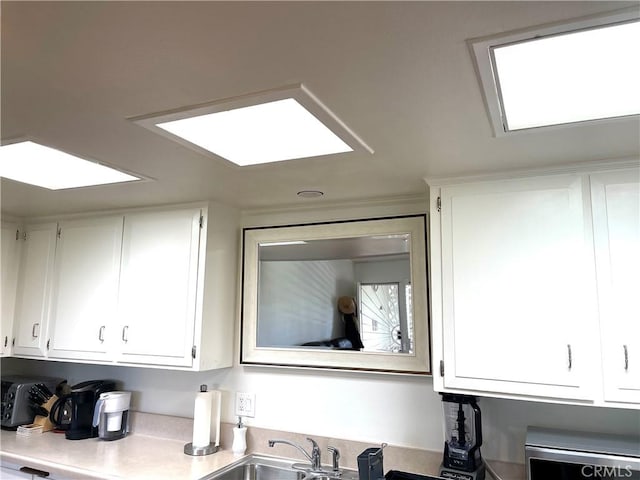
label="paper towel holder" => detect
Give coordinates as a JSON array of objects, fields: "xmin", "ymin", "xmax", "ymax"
[
  {"xmin": 184, "ymin": 442, "xmax": 219, "ymax": 456},
  {"xmin": 184, "ymin": 385, "xmax": 221, "ymax": 456}
]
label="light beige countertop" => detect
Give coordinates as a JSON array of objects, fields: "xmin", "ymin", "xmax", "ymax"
[
  {"xmin": 0, "ymin": 429, "xmax": 243, "ymax": 479},
  {"xmin": 1, "ymin": 413, "xmax": 525, "ymax": 480}
]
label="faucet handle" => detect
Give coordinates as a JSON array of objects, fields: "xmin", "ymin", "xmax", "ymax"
[
  {"xmin": 306, "ymin": 437, "xmax": 322, "ymax": 470},
  {"xmin": 328, "ymin": 446, "xmax": 340, "ymax": 471}
]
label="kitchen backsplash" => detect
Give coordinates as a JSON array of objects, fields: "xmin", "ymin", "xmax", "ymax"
[{"xmin": 3, "ymin": 357, "xmax": 638, "ymax": 468}]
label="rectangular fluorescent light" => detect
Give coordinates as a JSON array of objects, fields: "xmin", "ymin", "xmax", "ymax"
[
  {"xmin": 0, "ymin": 141, "xmax": 140, "ymax": 190},
  {"xmin": 131, "ymin": 84, "xmax": 373, "ymax": 166},
  {"xmin": 157, "ymin": 98, "xmax": 352, "ymax": 166},
  {"xmin": 493, "ymin": 21, "xmax": 640, "ymax": 131},
  {"xmin": 470, "ymin": 9, "xmax": 640, "ymax": 135},
  {"xmin": 259, "ymin": 241, "xmax": 307, "ymax": 247}
]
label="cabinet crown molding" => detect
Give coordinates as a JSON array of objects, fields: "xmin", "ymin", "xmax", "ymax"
[{"xmin": 424, "ymin": 158, "xmax": 639, "ymax": 187}]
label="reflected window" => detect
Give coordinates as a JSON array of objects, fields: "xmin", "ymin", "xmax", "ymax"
[
  {"xmin": 405, "ymin": 283, "xmax": 413, "ymax": 351},
  {"xmin": 359, "ymin": 283, "xmax": 413, "ymax": 353}
]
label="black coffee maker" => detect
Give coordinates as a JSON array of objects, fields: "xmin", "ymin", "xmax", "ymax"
[{"xmin": 49, "ymin": 380, "xmax": 116, "ymax": 440}]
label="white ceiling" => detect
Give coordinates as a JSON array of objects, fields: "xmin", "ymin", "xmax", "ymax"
[{"xmin": 2, "ymin": 1, "xmax": 639, "ymax": 218}]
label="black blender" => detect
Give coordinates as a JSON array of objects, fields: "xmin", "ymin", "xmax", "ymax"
[{"xmin": 439, "ymin": 393, "xmax": 485, "ymax": 480}]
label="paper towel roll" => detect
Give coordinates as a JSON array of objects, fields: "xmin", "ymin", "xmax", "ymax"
[{"xmin": 192, "ymin": 387, "xmax": 213, "ymax": 448}]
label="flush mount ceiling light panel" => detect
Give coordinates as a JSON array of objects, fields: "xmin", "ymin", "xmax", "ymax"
[
  {"xmin": 132, "ymin": 84, "xmax": 373, "ymax": 166},
  {"xmin": 470, "ymin": 8, "xmax": 640, "ymax": 136},
  {"xmin": 0, "ymin": 140, "xmax": 141, "ymax": 190}
]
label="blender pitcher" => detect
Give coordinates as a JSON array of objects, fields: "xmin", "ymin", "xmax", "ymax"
[{"xmin": 92, "ymin": 391, "xmax": 131, "ymax": 441}]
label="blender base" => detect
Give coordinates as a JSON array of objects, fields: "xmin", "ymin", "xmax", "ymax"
[{"xmin": 439, "ymin": 462, "xmax": 485, "ymax": 480}]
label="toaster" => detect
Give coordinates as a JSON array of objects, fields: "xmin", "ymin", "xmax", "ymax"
[{"xmin": 1, "ymin": 375, "xmax": 64, "ymax": 429}]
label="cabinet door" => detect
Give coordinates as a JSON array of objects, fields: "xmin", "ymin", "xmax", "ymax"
[
  {"xmin": 1, "ymin": 223, "xmax": 21, "ymax": 356},
  {"xmin": 47, "ymin": 217, "xmax": 123, "ymax": 361},
  {"xmin": 438, "ymin": 175, "xmax": 599, "ymax": 400},
  {"xmin": 0, "ymin": 465, "xmax": 32, "ymax": 479},
  {"xmin": 12, "ymin": 223, "xmax": 57, "ymax": 357},
  {"xmin": 591, "ymin": 169, "xmax": 640, "ymax": 404},
  {"xmin": 1, "ymin": 462, "xmax": 70, "ymax": 480},
  {"xmin": 117, "ymin": 208, "xmax": 202, "ymax": 366}
]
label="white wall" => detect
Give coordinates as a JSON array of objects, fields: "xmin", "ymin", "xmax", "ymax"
[
  {"xmin": 354, "ymin": 257, "xmax": 410, "ymax": 285},
  {"xmin": 3, "ymin": 356, "xmax": 639, "ymax": 465}
]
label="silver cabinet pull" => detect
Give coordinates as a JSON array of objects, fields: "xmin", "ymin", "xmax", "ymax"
[
  {"xmin": 122, "ymin": 326, "xmax": 129, "ymax": 343},
  {"xmin": 567, "ymin": 344, "xmax": 572, "ymax": 370},
  {"xmin": 98, "ymin": 326, "xmax": 105, "ymax": 343},
  {"xmin": 32, "ymin": 323, "xmax": 40, "ymax": 338},
  {"xmin": 624, "ymin": 345, "xmax": 629, "ymax": 371}
]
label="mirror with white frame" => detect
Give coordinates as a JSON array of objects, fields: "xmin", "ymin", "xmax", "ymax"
[{"xmin": 241, "ymin": 215, "xmax": 430, "ymax": 373}]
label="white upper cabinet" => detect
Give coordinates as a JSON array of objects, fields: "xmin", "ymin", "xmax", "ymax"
[
  {"xmin": 47, "ymin": 216, "xmax": 123, "ymax": 361},
  {"xmin": 590, "ymin": 169, "xmax": 640, "ymax": 404},
  {"xmin": 8, "ymin": 202, "xmax": 238, "ymax": 371},
  {"xmin": 117, "ymin": 208, "xmax": 202, "ymax": 367},
  {"xmin": 1, "ymin": 222, "xmax": 21, "ymax": 356},
  {"xmin": 430, "ymin": 164, "xmax": 640, "ymax": 408},
  {"xmin": 12, "ymin": 223, "xmax": 57, "ymax": 357},
  {"xmin": 436, "ymin": 174, "xmax": 598, "ymax": 400}
]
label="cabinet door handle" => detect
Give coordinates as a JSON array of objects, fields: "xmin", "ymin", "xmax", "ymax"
[
  {"xmin": 98, "ymin": 326, "xmax": 105, "ymax": 343},
  {"xmin": 3, "ymin": 336, "xmax": 7, "ymax": 347},
  {"xmin": 20, "ymin": 466, "xmax": 50, "ymax": 477},
  {"xmin": 567, "ymin": 344, "xmax": 572, "ymax": 370},
  {"xmin": 624, "ymin": 345, "xmax": 629, "ymax": 371},
  {"xmin": 122, "ymin": 326, "xmax": 129, "ymax": 343},
  {"xmin": 32, "ymin": 323, "xmax": 40, "ymax": 338}
]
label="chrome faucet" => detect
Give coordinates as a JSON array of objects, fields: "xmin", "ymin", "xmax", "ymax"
[
  {"xmin": 328, "ymin": 446, "xmax": 341, "ymax": 474},
  {"xmin": 268, "ymin": 437, "xmax": 322, "ymax": 471}
]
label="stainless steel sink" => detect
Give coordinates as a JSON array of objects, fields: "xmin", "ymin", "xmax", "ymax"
[
  {"xmin": 202, "ymin": 454, "xmax": 359, "ymax": 480},
  {"xmin": 209, "ymin": 463, "xmax": 306, "ymax": 480}
]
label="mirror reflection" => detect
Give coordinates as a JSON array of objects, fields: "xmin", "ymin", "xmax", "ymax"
[
  {"xmin": 257, "ymin": 235, "xmax": 414, "ymax": 353},
  {"xmin": 241, "ymin": 214, "xmax": 430, "ymax": 374}
]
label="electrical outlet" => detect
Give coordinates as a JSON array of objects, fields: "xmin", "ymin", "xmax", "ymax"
[{"xmin": 235, "ymin": 392, "xmax": 255, "ymax": 418}]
